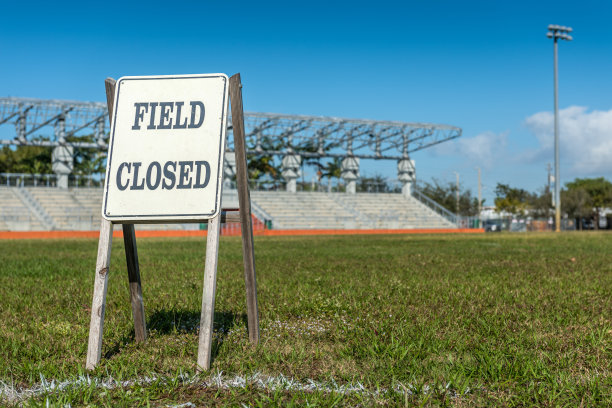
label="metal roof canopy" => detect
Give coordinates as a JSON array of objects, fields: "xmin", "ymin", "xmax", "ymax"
[{"xmin": 0, "ymin": 97, "xmax": 462, "ymax": 160}]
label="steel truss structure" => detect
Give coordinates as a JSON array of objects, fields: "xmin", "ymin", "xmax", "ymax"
[
  {"xmin": 0, "ymin": 97, "xmax": 461, "ymax": 160},
  {"xmin": 0, "ymin": 97, "xmax": 108, "ymax": 149}
]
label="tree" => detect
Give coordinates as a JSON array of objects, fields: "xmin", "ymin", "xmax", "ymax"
[
  {"xmin": 0, "ymin": 142, "xmax": 52, "ymax": 174},
  {"xmin": 419, "ymin": 179, "xmax": 480, "ymax": 216},
  {"xmin": 244, "ymin": 135, "xmax": 282, "ymax": 189},
  {"xmin": 66, "ymin": 134, "xmax": 107, "ymax": 185},
  {"xmin": 565, "ymin": 177, "xmax": 612, "ymax": 229},
  {"xmin": 297, "ymin": 137, "xmax": 343, "ymax": 192},
  {"xmin": 457, "ymin": 188, "xmax": 481, "ymax": 216},
  {"xmin": 0, "ymin": 134, "xmax": 109, "ymax": 183},
  {"xmin": 530, "ymin": 188, "xmax": 553, "ymax": 219},
  {"xmin": 320, "ymin": 158, "xmax": 342, "ymax": 192},
  {"xmin": 247, "ymin": 154, "xmax": 280, "ymax": 183},
  {"xmin": 357, "ymin": 174, "xmax": 391, "ymax": 193},
  {"xmin": 494, "ymin": 183, "xmax": 534, "ymax": 216},
  {"xmin": 562, "ymin": 187, "xmax": 593, "ymax": 230}
]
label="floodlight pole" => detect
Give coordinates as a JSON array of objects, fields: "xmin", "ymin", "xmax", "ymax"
[
  {"xmin": 454, "ymin": 171, "xmax": 460, "ymax": 215},
  {"xmin": 477, "ymin": 167, "xmax": 482, "ymax": 228},
  {"xmin": 553, "ymin": 34, "xmax": 560, "ymax": 232},
  {"xmin": 547, "ymin": 24, "xmax": 573, "ymax": 232}
]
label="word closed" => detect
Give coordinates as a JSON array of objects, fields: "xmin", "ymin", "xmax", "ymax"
[
  {"xmin": 132, "ymin": 101, "xmax": 205, "ymax": 130},
  {"xmin": 116, "ymin": 160, "xmax": 211, "ymax": 191}
]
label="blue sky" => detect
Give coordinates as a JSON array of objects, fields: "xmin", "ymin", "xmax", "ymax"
[{"xmin": 2, "ymin": 1, "xmax": 611, "ymax": 203}]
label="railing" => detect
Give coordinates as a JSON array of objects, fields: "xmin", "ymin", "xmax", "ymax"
[
  {"xmin": 17, "ymin": 187, "xmax": 56, "ymax": 229},
  {"xmin": 247, "ymin": 179, "xmax": 404, "ymax": 193},
  {"xmin": 0, "ymin": 173, "xmax": 56, "ymax": 187},
  {"xmin": 250, "ymin": 202, "xmax": 273, "ymax": 229},
  {"xmin": 246, "ymin": 179, "xmax": 346, "ymax": 193},
  {"xmin": 411, "ymin": 188, "xmax": 458, "ymax": 226},
  {"xmin": 455, "ymin": 216, "xmax": 482, "ymax": 229},
  {"xmin": 0, "ymin": 173, "xmax": 102, "ymax": 188}
]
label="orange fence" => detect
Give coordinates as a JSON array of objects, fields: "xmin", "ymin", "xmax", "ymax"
[{"xmin": 219, "ymin": 214, "xmax": 266, "ymax": 236}]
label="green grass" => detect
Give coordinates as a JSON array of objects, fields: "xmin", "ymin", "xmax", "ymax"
[{"xmin": 0, "ymin": 232, "xmax": 610, "ymax": 406}]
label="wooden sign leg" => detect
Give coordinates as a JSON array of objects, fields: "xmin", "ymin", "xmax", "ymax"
[
  {"xmin": 86, "ymin": 76, "xmax": 120, "ymax": 370},
  {"xmin": 86, "ymin": 218, "xmax": 113, "ymax": 370},
  {"xmin": 229, "ymin": 73, "xmax": 260, "ymax": 345},
  {"xmin": 122, "ymin": 224, "xmax": 146, "ymax": 342},
  {"xmin": 196, "ymin": 212, "xmax": 222, "ymax": 371}
]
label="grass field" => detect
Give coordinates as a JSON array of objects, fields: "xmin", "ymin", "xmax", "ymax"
[{"xmin": 0, "ymin": 232, "xmax": 610, "ymax": 406}]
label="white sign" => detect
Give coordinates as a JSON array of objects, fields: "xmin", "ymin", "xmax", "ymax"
[{"xmin": 102, "ymin": 74, "xmax": 229, "ymax": 222}]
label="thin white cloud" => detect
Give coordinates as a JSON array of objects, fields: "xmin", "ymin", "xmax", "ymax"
[
  {"xmin": 524, "ymin": 106, "xmax": 612, "ymax": 174},
  {"xmin": 431, "ymin": 130, "xmax": 508, "ymax": 168}
]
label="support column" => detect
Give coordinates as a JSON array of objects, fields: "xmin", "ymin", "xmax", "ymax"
[
  {"xmin": 16, "ymin": 108, "xmax": 27, "ymax": 143},
  {"xmin": 52, "ymin": 115, "xmax": 73, "ymax": 189},
  {"xmin": 223, "ymin": 151, "xmax": 236, "ymax": 190},
  {"xmin": 341, "ymin": 156, "xmax": 359, "ymax": 194},
  {"xmin": 397, "ymin": 158, "xmax": 415, "ymax": 197},
  {"xmin": 281, "ymin": 153, "xmax": 301, "ymax": 193},
  {"xmin": 95, "ymin": 117, "xmax": 106, "ymax": 147}
]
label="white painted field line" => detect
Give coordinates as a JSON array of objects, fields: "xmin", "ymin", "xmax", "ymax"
[{"xmin": 0, "ymin": 372, "xmax": 467, "ymax": 404}]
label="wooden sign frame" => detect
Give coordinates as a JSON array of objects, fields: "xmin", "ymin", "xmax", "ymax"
[{"xmin": 86, "ymin": 73, "xmax": 259, "ymax": 371}]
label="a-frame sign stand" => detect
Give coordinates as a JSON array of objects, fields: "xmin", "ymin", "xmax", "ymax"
[{"xmin": 86, "ymin": 73, "xmax": 259, "ymax": 371}]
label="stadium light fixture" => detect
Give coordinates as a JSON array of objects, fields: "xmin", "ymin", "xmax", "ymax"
[{"xmin": 547, "ymin": 24, "xmax": 573, "ymax": 232}]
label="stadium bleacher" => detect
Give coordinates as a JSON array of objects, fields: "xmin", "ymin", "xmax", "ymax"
[
  {"xmin": 250, "ymin": 191, "xmax": 353, "ymax": 229},
  {"xmin": 0, "ymin": 187, "xmax": 456, "ymax": 231},
  {"xmin": 0, "ymin": 187, "xmax": 45, "ymax": 231},
  {"xmin": 331, "ymin": 192, "xmax": 456, "ymax": 229}
]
